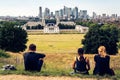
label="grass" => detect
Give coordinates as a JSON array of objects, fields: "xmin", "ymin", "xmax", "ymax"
[
  {"xmin": 0, "ymin": 34, "xmax": 120, "ymax": 79},
  {"xmin": 27, "ymin": 34, "xmax": 84, "ymax": 53}
]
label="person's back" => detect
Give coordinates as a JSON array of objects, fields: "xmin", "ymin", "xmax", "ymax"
[
  {"xmin": 23, "ymin": 44, "xmax": 46, "ymax": 72},
  {"xmin": 75, "ymin": 56, "xmax": 88, "ymax": 73},
  {"xmin": 93, "ymin": 46, "xmax": 115, "ymax": 76},
  {"xmin": 72, "ymin": 48, "xmax": 90, "ymax": 74},
  {"xmin": 93, "ymin": 54, "xmax": 110, "ymax": 75},
  {"xmin": 24, "ymin": 52, "xmax": 45, "ymax": 71}
]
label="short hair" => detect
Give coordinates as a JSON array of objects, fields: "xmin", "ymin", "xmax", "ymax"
[
  {"xmin": 29, "ymin": 44, "xmax": 36, "ymax": 51},
  {"xmin": 78, "ymin": 48, "xmax": 84, "ymax": 54}
]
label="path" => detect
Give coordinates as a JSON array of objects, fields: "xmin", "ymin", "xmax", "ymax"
[{"xmin": 0, "ymin": 75, "xmax": 111, "ymax": 80}]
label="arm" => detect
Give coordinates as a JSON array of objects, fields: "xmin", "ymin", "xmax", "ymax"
[
  {"xmin": 86, "ymin": 57, "xmax": 90, "ymax": 71},
  {"xmin": 38, "ymin": 53, "xmax": 46, "ymax": 60},
  {"xmin": 72, "ymin": 61, "xmax": 76, "ymax": 69},
  {"xmin": 72, "ymin": 57, "xmax": 76, "ymax": 69}
]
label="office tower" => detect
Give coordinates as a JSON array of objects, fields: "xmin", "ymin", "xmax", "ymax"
[
  {"xmin": 59, "ymin": 9, "xmax": 63, "ymax": 19},
  {"xmin": 55, "ymin": 10, "xmax": 59, "ymax": 18},
  {"xmin": 67, "ymin": 8, "xmax": 72, "ymax": 20},
  {"xmin": 39, "ymin": 7, "xmax": 42, "ymax": 19},
  {"xmin": 44, "ymin": 8, "xmax": 50, "ymax": 19},
  {"xmin": 102, "ymin": 14, "xmax": 106, "ymax": 19},
  {"xmin": 73, "ymin": 7, "xmax": 78, "ymax": 19},
  {"xmin": 79, "ymin": 10, "xmax": 88, "ymax": 19},
  {"xmin": 50, "ymin": 12, "xmax": 54, "ymax": 18},
  {"xmin": 92, "ymin": 12, "xmax": 97, "ymax": 19},
  {"xmin": 63, "ymin": 6, "xmax": 68, "ymax": 19}
]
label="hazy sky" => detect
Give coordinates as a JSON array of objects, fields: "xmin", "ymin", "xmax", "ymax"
[{"xmin": 0, "ymin": 0, "xmax": 120, "ymax": 17}]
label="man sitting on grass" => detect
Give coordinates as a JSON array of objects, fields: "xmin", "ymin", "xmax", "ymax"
[{"xmin": 23, "ymin": 44, "xmax": 46, "ymax": 72}]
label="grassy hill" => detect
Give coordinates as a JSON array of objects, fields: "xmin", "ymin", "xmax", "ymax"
[{"xmin": 0, "ymin": 34, "xmax": 120, "ymax": 79}]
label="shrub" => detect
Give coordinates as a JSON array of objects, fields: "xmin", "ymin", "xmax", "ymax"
[
  {"xmin": 0, "ymin": 22, "xmax": 28, "ymax": 52},
  {"xmin": 82, "ymin": 23, "xmax": 119, "ymax": 55},
  {"xmin": 0, "ymin": 50, "xmax": 10, "ymax": 58}
]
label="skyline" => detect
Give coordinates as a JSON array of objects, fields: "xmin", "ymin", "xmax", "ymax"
[{"xmin": 0, "ymin": 0, "xmax": 120, "ymax": 17}]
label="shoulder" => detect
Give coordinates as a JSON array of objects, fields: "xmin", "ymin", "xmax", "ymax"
[
  {"xmin": 106, "ymin": 55, "xmax": 110, "ymax": 57},
  {"xmin": 23, "ymin": 52, "xmax": 29, "ymax": 56},
  {"xmin": 105, "ymin": 55, "xmax": 110, "ymax": 59},
  {"xmin": 94, "ymin": 54, "xmax": 100, "ymax": 58},
  {"xmin": 94, "ymin": 54, "xmax": 100, "ymax": 57},
  {"xmin": 74, "ymin": 56, "xmax": 78, "ymax": 61}
]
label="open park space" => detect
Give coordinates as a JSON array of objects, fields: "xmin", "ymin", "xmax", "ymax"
[{"xmin": 0, "ymin": 34, "xmax": 120, "ymax": 79}]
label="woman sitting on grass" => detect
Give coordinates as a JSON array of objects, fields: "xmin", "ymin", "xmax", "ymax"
[
  {"xmin": 72, "ymin": 48, "xmax": 90, "ymax": 74},
  {"xmin": 93, "ymin": 46, "xmax": 115, "ymax": 76}
]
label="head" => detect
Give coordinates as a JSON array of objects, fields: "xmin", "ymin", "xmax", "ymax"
[
  {"xmin": 29, "ymin": 44, "xmax": 36, "ymax": 51},
  {"xmin": 78, "ymin": 48, "xmax": 84, "ymax": 56},
  {"xmin": 98, "ymin": 46, "xmax": 106, "ymax": 57}
]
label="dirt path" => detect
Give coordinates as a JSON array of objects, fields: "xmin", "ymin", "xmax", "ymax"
[{"xmin": 0, "ymin": 75, "xmax": 111, "ymax": 80}]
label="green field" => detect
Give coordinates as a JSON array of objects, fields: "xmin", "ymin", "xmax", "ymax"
[
  {"xmin": 0, "ymin": 34, "xmax": 120, "ymax": 79},
  {"xmin": 27, "ymin": 34, "xmax": 84, "ymax": 53}
]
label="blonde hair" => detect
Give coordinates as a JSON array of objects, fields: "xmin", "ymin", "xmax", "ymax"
[{"xmin": 98, "ymin": 46, "xmax": 107, "ymax": 57}]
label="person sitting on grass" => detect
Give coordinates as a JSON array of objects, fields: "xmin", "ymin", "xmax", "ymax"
[
  {"xmin": 72, "ymin": 48, "xmax": 90, "ymax": 74},
  {"xmin": 23, "ymin": 44, "xmax": 46, "ymax": 72},
  {"xmin": 93, "ymin": 46, "xmax": 115, "ymax": 76}
]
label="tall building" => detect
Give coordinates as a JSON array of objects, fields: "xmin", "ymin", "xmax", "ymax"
[
  {"xmin": 102, "ymin": 14, "xmax": 106, "ymax": 19},
  {"xmin": 67, "ymin": 8, "xmax": 72, "ymax": 20},
  {"xmin": 55, "ymin": 10, "xmax": 59, "ymax": 18},
  {"xmin": 50, "ymin": 12, "xmax": 54, "ymax": 19},
  {"xmin": 92, "ymin": 12, "xmax": 97, "ymax": 19},
  {"xmin": 73, "ymin": 7, "xmax": 78, "ymax": 19},
  {"xmin": 59, "ymin": 9, "xmax": 63, "ymax": 19},
  {"xmin": 44, "ymin": 8, "xmax": 50, "ymax": 19},
  {"xmin": 63, "ymin": 6, "xmax": 68, "ymax": 19},
  {"xmin": 39, "ymin": 7, "xmax": 42, "ymax": 19},
  {"xmin": 79, "ymin": 10, "xmax": 88, "ymax": 19}
]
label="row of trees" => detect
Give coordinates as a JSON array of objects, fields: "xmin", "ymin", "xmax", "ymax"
[
  {"xmin": 26, "ymin": 24, "xmax": 43, "ymax": 30},
  {"xmin": 0, "ymin": 20, "xmax": 27, "ymax": 27},
  {"xmin": 76, "ymin": 21, "xmax": 94, "ymax": 27},
  {"xmin": 26, "ymin": 23, "xmax": 75, "ymax": 30},
  {"xmin": 58, "ymin": 23, "xmax": 75, "ymax": 29}
]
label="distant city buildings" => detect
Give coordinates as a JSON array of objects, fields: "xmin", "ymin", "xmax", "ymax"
[
  {"xmin": 38, "ymin": 6, "xmax": 120, "ymax": 22},
  {"xmin": 0, "ymin": 6, "xmax": 120, "ymax": 25},
  {"xmin": 39, "ymin": 6, "xmax": 88, "ymax": 20}
]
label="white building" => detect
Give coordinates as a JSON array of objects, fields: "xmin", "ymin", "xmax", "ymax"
[
  {"xmin": 43, "ymin": 23, "xmax": 59, "ymax": 33},
  {"xmin": 75, "ymin": 25, "xmax": 89, "ymax": 33}
]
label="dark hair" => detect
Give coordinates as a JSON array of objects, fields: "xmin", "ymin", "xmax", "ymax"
[
  {"xmin": 78, "ymin": 48, "xmax": 84, "ymax": 55},
  {"xmin": 29, "ymin": 44, "xmax": 36, "ymax": 51}
]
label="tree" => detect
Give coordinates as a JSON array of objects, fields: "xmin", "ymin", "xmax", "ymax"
[
  {"xmin": 82, "ymin": 23, "xmax": 119, "ymax": 55},
  {"xmin": 0, "ymin": 22, "xmax": 28, "ymax": 52}
]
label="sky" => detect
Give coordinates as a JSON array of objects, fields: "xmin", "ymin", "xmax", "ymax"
[{"xmin": 0, "ymin": 0, "xmax": 120, "ymax": 17}]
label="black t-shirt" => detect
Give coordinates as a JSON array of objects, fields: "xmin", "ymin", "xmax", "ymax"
[
  {"xmin": 23, "ymin": 52, "xmax": 46, "ymax": 71},
  {"xmin": 93, "ymin": 54, "xmax": 110, "ymax": 75}
]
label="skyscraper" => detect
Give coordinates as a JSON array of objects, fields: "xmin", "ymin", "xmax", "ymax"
[
  {"xmin": 44, "ymin": 8, "xmax": 50, "ymax": 19},
  {"xmin": 39, "ymin": 7, "xmax": 42, "ymax": 19},
  {"xmin": 79, "ymin": 10, "xmax": 88, "ymax": 19},
  {"xmin": 55, "ymin": 10, "xmax": 59, "ymax": 18},
  {"xmin": 73, "ymin": 7, "xmax": 78, "ymax": 19}
]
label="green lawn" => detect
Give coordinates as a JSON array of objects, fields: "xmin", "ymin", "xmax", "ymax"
[{"xmin": 27, "ymin": 34, "xmax": 84, "ymax": 53}]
